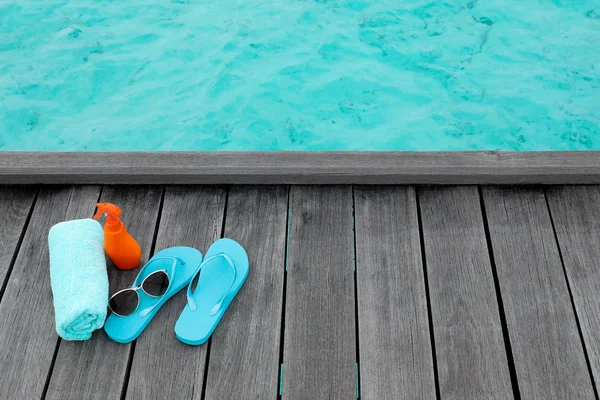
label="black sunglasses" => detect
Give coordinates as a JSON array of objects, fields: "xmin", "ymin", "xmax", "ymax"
[{"xmin": 108, "ymin": 257, "xmax": 182, "ymax": 317}]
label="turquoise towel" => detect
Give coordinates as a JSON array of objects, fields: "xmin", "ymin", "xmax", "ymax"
[{"xmin": 48, "ymin": 218, "xmax": 108, "ymax": 341}]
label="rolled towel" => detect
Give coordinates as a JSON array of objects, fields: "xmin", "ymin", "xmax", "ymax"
[{"xmin": 48, "ymin": 218, "xmax": 108, "ymax": 340}]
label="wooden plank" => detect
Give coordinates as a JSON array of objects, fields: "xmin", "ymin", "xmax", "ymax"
[
  {"xmin": 547, "ymin": 186, "xmax": 600, "ymax": 386},
  {"xmin": 354, "ymin": 186, "xmax": 436, "ymax": 399},
  {"xmin": 282, "ymin": 186, "xmax": 356, "ymax": 399},
  {"xmin": 1, "ymin": 151, "xmax": 600, "ymax": 185},
  {"xmin": 125, "ymin": 186, "xmax": 227, "ymax": 400},
  {"xmin": 483, "ymin": 186, "xmax": 595, "ymax": 399},
  {"xmin": 0, "ymin": 186, "xmax": 37, "ymax": 293},
  {"xmin": 45, "ymin": 186, "xmax": 163, "ymax": 400},
  {"xmin": 419, "ymin": 186, "xmax": 513, "ymax": 399},
  {"xmin": 204, "ymin": 186, "xmax": 288, "ymax": 398},
  {"xmin": 0, "ymin": 186, "xmax": 101, "ymax": 400}
]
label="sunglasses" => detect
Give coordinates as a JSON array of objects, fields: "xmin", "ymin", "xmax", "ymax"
[{"xmin": 109, "ymin": 257, "xmax": 183, "ymax": 317}]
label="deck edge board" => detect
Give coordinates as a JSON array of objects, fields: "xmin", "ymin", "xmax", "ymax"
[{"xmin": 0, "ymin": 151, "xmax": 599, "ymax": 184}]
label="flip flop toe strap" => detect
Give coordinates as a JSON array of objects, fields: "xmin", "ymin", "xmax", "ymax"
[{"xmin": 187, "ymin": 253, "xmax": 237, "ymax": 315}]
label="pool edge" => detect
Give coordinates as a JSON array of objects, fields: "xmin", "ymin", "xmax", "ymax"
[{"xmin": 1, "ymin": 151, "xmax": 599, "ymax": 184}]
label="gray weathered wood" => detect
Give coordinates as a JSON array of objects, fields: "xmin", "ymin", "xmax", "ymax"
[
  {"xmin": 45, "ymin": 186, "xmax": 163, "ymax": 400},
  {"xmin": 0, "ymin": 186, "xmax": 101, "ymax": 400},
  {"xmin": 483, "ymin": 186, "xmax": 595, "ymax": 399},
  {"xmin": 354, "ymin": 186, "xmax": 436, "ymax": 399},
  {"xmin": 1, "ymin": 151, "xmax": 600, "ymax": 184},
  {"xmin": 283, "ymin": 186, "xmax": 356, "ymax": 399},
  {"xmin": 547, "ymin": 186, "xmax": 600, "ymax": 387},
  {"xmin": 125, "ymin": 186, "xmax": 227, "ymax": 400},
  {"xmin": 0, "ymin": 187, "xmax": 37, "ymax": 293},
  {"xmin": 419, "ymin": 186, "xmax": 513, "ymax": 399},
  {"xmin": 204, "ymin": 186, "xmax": 288, "ymax": 398},
  {"xmin": 3, "ymin": 182, "xmax": 600, "ymax": 400}
]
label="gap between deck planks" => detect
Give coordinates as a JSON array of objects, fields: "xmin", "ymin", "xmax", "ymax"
[
  {"xmin": 419, "ymin": 186, "xmax": 514, "ymax": 399},
  {"xmin": 547, "ymin": 186, "xmax": 600, "ymax": 392},
  {"xmin": 0, "ymin": 187, "xmax": 37, "ymax": 298}
]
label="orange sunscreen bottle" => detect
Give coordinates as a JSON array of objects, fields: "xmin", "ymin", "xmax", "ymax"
[{"xmin": 93, "ymin": 203, "xmax": 142, "ymax": 270}]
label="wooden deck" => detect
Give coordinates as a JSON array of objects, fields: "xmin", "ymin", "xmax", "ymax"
[{"xmin": 1, "ymin": 184, "xmax": 600, "ymax": 399}]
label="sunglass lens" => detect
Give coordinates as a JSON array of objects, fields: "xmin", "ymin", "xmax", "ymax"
[
  {"xmin": 109, "ymin": 290, "xmax": 139, "ymax": 316},
  {"xmin": 142, "ymin": 271, "xmax": 169, "ymax": 297}
]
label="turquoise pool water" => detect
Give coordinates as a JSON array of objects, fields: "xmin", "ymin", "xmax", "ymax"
[{"xmin": 1, "ymin": 1, "xmax": 599, "ymax": 151}]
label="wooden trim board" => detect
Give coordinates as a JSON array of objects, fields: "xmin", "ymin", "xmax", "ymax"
[{"xmin": 1, "ymin": 151, "xmax": 599, "ymax": 184}]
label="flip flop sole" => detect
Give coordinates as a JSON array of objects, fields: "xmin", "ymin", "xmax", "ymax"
[
  {"xmin": 105, "ymin": 247, "xmax": 203, "ymax": 344},
  {"xmin": 175, "ymin": 239, "xmax": 249, "ymax": 345}
]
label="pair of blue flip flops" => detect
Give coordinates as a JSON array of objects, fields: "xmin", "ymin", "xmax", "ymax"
[{"xmin": 104, "ymin": 238, "xmax": 249, "ymax": 345}]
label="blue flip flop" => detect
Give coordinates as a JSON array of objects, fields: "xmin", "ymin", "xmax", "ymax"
[
  {"xmin": 175, "ymin": 238, "xmax": 249, "ymax": 345},
  {"xmin": 104, "ymin": 246, "xmax": 203, "ymax": 344}
]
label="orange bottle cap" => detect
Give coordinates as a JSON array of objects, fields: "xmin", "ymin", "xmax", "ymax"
[{"xmin": 93, "ymin": 203, "xmax": 123, "ymax": 230}]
